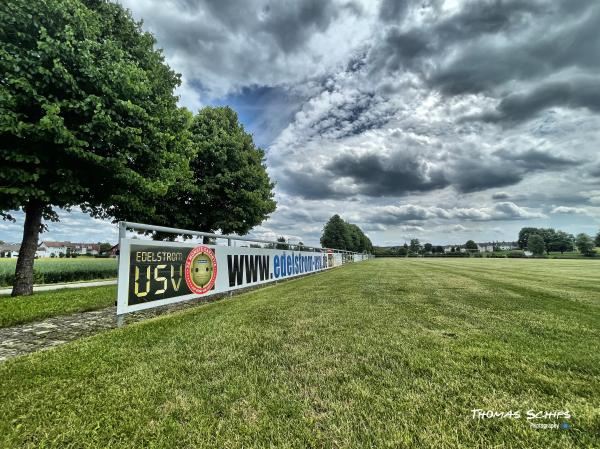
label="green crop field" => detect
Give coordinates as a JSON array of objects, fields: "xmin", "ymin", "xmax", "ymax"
[
  {"xmin": 0, "ymin": 258, "xmax": 117, "ymax": 287},
  {"xmin": 1, "ymin": 258, "xmax": 598, "ymax": 448}
]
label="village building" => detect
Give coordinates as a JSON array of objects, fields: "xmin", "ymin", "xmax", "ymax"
[
  {"xmin": 0, "ymin": 243, "xmax": 21, "ymax": 258},
  {"xmin": 36, "ymin": 241, "xmax": 101, "ymax": 257}
]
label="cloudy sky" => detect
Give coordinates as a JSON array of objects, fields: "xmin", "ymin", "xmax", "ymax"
[{"xmin": 2, "ymin": 0, "xmax": 600, "ymax": 247}]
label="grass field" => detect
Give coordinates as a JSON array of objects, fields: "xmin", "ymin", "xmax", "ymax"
[
  {"xmin": 0, "ymin": 259, "xmax": 598, "ymax": 448},
  {"xmin": 0, "ymin": 258, "xmax": 117, "ymax": 286},
  {"xmin": 0, "ymin": 285, "xmax": 116, "ymax": 328}
]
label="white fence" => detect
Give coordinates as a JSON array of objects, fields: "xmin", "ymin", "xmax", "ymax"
[{"xmin": 116, "ymin": 222, "xmax": 372, "ymax": 318}]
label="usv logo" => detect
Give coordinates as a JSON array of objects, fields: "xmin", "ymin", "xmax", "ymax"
[{"xmin": 185, "ymin": 246, "xmax": 217, "ymax": 294}]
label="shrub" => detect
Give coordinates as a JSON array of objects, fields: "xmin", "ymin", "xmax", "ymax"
[{"xmin": 507, "ymin": 250, "xmax": 526, "ymax": 258}]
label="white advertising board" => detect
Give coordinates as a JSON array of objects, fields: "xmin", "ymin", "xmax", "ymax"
[{"xmin": 117, "ymin": 239, "xmax": 366, "ymax": 315}]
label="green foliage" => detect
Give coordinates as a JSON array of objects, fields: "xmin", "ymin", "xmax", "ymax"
[
  {"xmin": 595, "ymin": 230, "xmax": 600, "ymax": 248},
  {"xmin": 518, "ymin": 227, "xmax": 539, "ymax": 249},
  {"xmin": 518, "ymin": 228, "xmax": 571, "ymax": 255},
  {"xmin": 506, "ymin": 250, "xmax": 526, "ymax": 258},
  {"xmin": 527, "ymin": 234, "xmax": 546, "ymax": 256},
  {"xmin": 320, "ymin": 215, "xmax": 372, "ymax": 252},
  {"xmin": 98, "ymin": 242, "xmax": 113, "ymax": 254},
  {"xmin": 575, "ymin": 233, "xmax": 595, "ymax": 256},
  {"xmin": 408, "ymin": 239, "xmax": 421, "ymax": 254},
  {"xmin": 465, "ymin": 240, "xmax": 478, "ymax": 251},
  {"xmin": 149, "ymin": 107, "xmax": 276, "ymax": 238},
  {"xmin": 547, "ymin": 230, "xmax": 574, "ymax": 254},
  {"xmin": 275, "ymin": 236, "xmax": 287, "ymax": 250},
  {"xmin": 0, "ymin": 258, "xmax": 116, "ymax": 286},
  {"xmin": 372, "ymin": 246, "xmax": 407, "ymax": 257},
  {"xmin": 0, "ymin": 0, "xmax": 192, "ymax": 218}
]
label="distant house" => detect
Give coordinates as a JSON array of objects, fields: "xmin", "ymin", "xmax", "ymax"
[
  {"xmin": 475, "ymin": 241, "xmax": 519, "ymax": 253},
  {"xmin": 477, "ymin": 242, "xmax": 495, "ymax": 252},
  {"xmin": 37, "ymin": 241, "xmax": 70, "ymax": 257},
  {"xmin": 0, "ymin": 244, "xmax": 20, "ymax": 258},
  {"xmin": 442, "ymin": 245, "xmax": 466, "ymax": 253},
  {"xmin": 74, "ymin": 243, "xmax": 100, "ymax": 255},
  {"xmin": 37, "ymin": 241, "xmax": 101, "ymax": 257},
  {"xmin": 107, "ymin": 244, "xmax": 119, "ymax": 257},
  {"xmin": 497, "ymin": 241, "xmax": 519, "ymax": 251}
]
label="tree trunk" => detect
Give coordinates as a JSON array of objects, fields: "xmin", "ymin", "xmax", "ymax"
[{"xmin": 11, "ymin": 201, "xmax": 44, "ymax": 296}]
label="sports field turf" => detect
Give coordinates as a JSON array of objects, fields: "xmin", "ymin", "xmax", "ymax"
[{"xmin": 0, "ymin": 258, "xmax": 598, "ymax": 448}]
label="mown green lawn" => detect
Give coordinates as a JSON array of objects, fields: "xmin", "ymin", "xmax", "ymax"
[
  {"xmin": 0, "ymin": 285, "xmax": 116, "ymax": 327},
  {"xmin": 0, "ymin": 259, "xmax": 598, "ymax": 448}
]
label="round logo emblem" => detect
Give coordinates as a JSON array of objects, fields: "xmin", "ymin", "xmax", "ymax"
[{"xmin": 184, "ymin": 246, "xmax": 217, "ymax": 294}]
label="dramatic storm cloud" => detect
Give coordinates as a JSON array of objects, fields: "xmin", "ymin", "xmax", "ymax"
[{"xmin": 3, "ymin": 0, "xmax": 599, "ymax": 246}]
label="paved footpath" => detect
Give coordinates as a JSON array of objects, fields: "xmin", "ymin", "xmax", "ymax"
[
  {"xmin": 0, "ymin": 307, "xmax": 116, "ymax": 362},
  {"xmin": 0, "ymin": 279, "xmax": 117, "ymax": 296}
]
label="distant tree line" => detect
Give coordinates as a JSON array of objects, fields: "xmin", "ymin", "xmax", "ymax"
[
  {"xmin": 320, "ymin": 215, "xmax": 373, "ymax": 253},
  {"xmin": 373, "ymin": 228, "xmax": 600, "ymax": 258},
  {"xmin": 518, "ymin": 227, "xmax": 597, "ymax": 257}
]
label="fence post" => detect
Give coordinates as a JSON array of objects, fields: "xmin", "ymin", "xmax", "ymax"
[{"xmin": 116, "ymin": 222, "xmax": 126, "ymax": 328}]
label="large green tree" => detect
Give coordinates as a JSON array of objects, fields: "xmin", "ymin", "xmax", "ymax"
[
  {"xmin": 149, "ymin": 107, "xmax": 276, "ymax": 240},
  {"xmin": 527, "ymin": 234, "xmax": 545, "ymax": 256},
  {"xmin": 465, "ymin": 240, "xmax": 479, "ymax": 252},
  {"xmin": 320, "ymin": 215, "xmax": 372, "ymax": 252},
  {"xmin": 320, "ymin": 215, "xmax": 350, "ymax": 250},
  {"xmin": 547, "ymin": 231, "xmax": 574, "ymax": 254},
  {"xmin": 518, "ymin": 227, "xmax": 539, "ymax": 249},
  {"xmin": 1, "ymin": 0, "xmax": 193, "ymax": 295},
  {"xmin": 409, "ymin": 239, "xmax": 421, "ymax": 254},
  {"xmin": 575, "ymin": 233, "xmax": 595, "ymax": 256},
  {"xmin": 595, "ymin": 230, "xmax": 600, "ymax": 248}
]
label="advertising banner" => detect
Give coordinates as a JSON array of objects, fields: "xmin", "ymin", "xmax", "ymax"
[{"xmin": 117, "ymin": 239, "xmax": 362, "ymax": 315}]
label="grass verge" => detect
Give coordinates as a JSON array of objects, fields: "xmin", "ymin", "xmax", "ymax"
[
  {"xmin": 0, "ymin": 259, "xmax": 598, "ymax": 448},
  {"xmin": 0, "ymin": 285, "xmax": 116, "ymax": 328}
]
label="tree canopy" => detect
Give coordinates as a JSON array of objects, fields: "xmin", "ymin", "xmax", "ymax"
[
  {"xmin": 320, "ymin": 215, "xmax": 372, "ymax": 252},
  {"xmin": 408, "ymin": 239, "xmax": 421, "ymax": 254},
  {"xmin": 465, "ymin": 240, "xmax": 478, "ymax": 252},
  {"xmin": 575, "ymin": 233, "xmax": 595, "ymax": 256},
  {"xmin": 547, "ymin": 231, "xmax": 574, "ymax": 254},
  {"xmin": 527, "ymin": 234, "xmax": 545, "ymax": 256},
  {"xmin": 518, "ymin": 227, "xmax": 539, "ymax": 250},
  {"xmin": 149, "ymin": 106, "xmax": 276, "ymax": 239}
]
